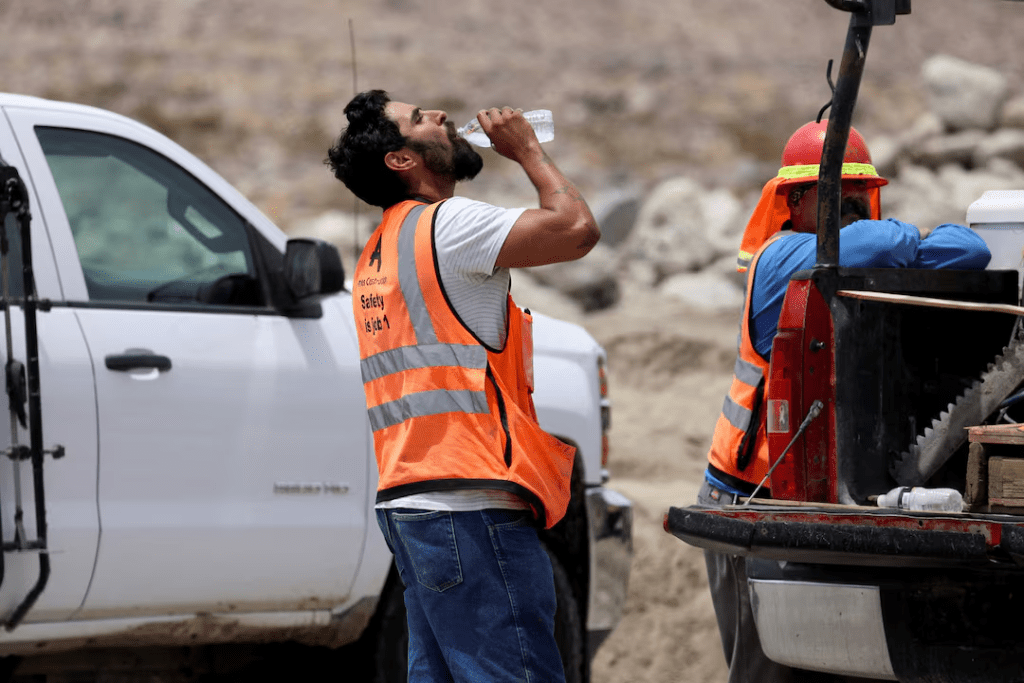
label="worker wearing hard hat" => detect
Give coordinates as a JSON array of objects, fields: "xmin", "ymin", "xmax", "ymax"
[{"xmin": 700, "ymin": 120, "xmax": 991, "ymax": 683}]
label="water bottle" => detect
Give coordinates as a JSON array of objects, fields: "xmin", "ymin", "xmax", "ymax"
[
  {"xmin": 457, "ymin": 109, "xmax": 554, "ymax": 147},
  {"xmin": 876, "ymin": 486, "xmax": 964, "ymax": 513}
]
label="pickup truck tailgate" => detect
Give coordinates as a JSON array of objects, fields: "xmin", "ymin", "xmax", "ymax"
[{"xmin": 665, "ymin": 503, "xmax": 1024, "ymax": 568}]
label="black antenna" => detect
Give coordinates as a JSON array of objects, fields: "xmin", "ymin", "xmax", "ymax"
[
  {"xmin": 816, "ymin": 59, "xmax": 837, "ymax": 123},
  {"xmin": 349, "ymin": 18, "xmax": 360, "ymax": 272}
]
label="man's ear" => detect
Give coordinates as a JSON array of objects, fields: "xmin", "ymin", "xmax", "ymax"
[{"xmin": 384, "ymin": 149, "xmax": 416, "ymax": 172}]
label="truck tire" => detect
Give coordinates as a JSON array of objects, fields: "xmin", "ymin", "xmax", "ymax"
[
  {"xmin": 372, "ymin": 568, "xmax": 408, "ymax": 683},
  {"xmin": 372, "ymin": 547, "xmax": 585, "ymax": 683},
  {"xmin": 545, "ymin": 544, "xmax": 585, "ymax": 683}
]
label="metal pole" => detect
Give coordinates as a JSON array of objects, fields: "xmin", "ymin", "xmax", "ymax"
[
  {"xmin": 816, "ymin": 15, "xmax": 873, "ymax": 268},
  {"xmin": 3, "ymin": 170, "xmax": 50, "ymax": 631},
  {"xmin": 0, "ymin": 214, "xmax": 26, "ymax": 550}
]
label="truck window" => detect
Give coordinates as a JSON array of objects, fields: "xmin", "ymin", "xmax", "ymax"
[{"xmin": 35, "ymin": 127, "xmax": 262, "ymax": 307}]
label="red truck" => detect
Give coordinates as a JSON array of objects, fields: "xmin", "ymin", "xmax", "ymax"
[{"xmin": 667, "ymin": 1, "xmax": 1024, "ymax": 681}]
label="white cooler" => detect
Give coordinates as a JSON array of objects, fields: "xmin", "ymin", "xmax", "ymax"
[{"xmin": 966, "ymin": 189, "xmax": 1024, "ymax": 301}]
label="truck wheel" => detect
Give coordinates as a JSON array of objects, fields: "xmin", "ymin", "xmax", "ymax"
[
  {"xmin": 545, "ymin": 544, "xmax": 585, "ymax": 683},
  {"xmin": 373, "ymin": 548, "xmax": 584, "ymax": 683},
  {"xmin": 372, "ymin": 568, "xmax": 408, "ymax": 683}
]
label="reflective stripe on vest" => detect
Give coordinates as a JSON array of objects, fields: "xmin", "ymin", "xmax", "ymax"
[
  {"xmin": 368, "ymin": 388, "xmax": 490, "ymax": 432},
  {"xmin": 360, "ymin": 344, "xmax": 487, "ymax": 383},
  {"xmin": 397, "ymin": 204, "xmax": 438, "ymax": 345},
  {"xmin": 732, "ymin": 355, "xmax": 764, "ymax": 391},
  {"xmin": 719, "ymin": 356, "xmax": 764, "ymax": 432}
]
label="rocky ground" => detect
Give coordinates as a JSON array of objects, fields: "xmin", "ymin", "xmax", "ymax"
[{"xmin": 7, "ymin": 1, "xmax": 1024, "ymax": 681}]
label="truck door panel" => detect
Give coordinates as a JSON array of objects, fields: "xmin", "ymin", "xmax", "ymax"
[
  {"xmin": 0, "ymin": 110, "xmax": 99, "ymax": 623},
  {"xmin": 6, "ymin": 109, "xmax": 367, "ymax": 617}
]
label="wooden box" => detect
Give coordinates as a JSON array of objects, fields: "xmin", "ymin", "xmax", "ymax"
[{"xmin": 989, "ymin": 456, "xmax": 1024, "ymax": 508}]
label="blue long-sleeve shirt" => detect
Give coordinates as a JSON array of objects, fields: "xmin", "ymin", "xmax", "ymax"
[{"xmin": 749, "ymin": 219, "xmax": 992, "ymax": 358}]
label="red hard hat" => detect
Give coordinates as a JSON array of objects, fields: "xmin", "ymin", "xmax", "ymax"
[{"xmin": 775, "ymin": 119, "xmax": 887, "ymax": 193}]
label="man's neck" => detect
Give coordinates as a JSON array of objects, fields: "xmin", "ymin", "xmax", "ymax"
[{"xmin": 404, "ymin": 174, "xmax": 456, "ymax": 204}]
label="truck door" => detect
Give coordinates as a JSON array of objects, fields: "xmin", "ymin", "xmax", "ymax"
[
  {"xmin": 0, "ymin": 110, "xmax": 99, "ymax": 624},
  {"xmin": 4, "ymin": 106, "xmax": 369, "ymax": 618}
]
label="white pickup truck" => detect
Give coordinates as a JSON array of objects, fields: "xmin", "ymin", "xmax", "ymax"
[{"xmin": 0, "ymin": 93, "xmax": 632, "ymax": 682}]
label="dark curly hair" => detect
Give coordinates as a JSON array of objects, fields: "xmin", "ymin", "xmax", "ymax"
[{"xmin": 326, "ymin": 90, "xmax": 410, "ymax": 209}]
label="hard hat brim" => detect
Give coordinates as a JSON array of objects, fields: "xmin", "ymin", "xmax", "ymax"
[{"xmin": 775, "ymin": 173, "xmax": 888, "ymax": 194}]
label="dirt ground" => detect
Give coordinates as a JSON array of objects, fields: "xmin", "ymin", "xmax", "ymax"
[
  {"xmin": 509, "ymin": 274, "xmax": 739, "ymax": 682},
  {"xmin": 8, "ymin": 1, "xmax": 1024, "ymax": 681},
  {"xmin": 582, "ymin": 285, "xmax": 738, "ymax": 683}
]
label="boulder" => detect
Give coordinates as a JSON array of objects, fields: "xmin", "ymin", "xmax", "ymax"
[
  {"xmin": 701, "ymin": 188, "xmax": 746, "ymax": 253},
  {"xmin": 884, "ymin": 159, "xmax": 1024, "ymax": 232},
  {"xmin": 921, "ymin": 55, "xmax": 1009, "ymax": 131},
  {"xmin": 509, "ymin": 271, "xmax": 584, "ymax": 325},
  {"xmin": 721, "ymin": 158, "xmax": 778, "ymax": 194},
  {"xmin": 906, "ymin": 130, "xmax": 986, "ymax": 169},
  {"xmin": 900, "ymin": 112, "xmax": 945, "ymax": 148},
  {"xmin": 624, "ymin": 176, "xmax": 743, "ymax": 282},
  {"xmin": 973, "ymin": 128, "xmax": 1024, "ymax": 169},
  {"xmin": 527, "ymin": 242, "xmax": 621, "ymax": 312},
  {"xmin": 868, "ymin": 133, "xmax": 902, "ymax": 179},
  {"xmin": 659, "ymin": 270, "xmax": 745, "ymax": 313},
  {"xmin": 1001, "ymin": 95, "xmax": 1024, "ymax": 129},
  {"xmin": 621, "ymin": 258, "xmax": 659, "ymax": 288},
  {"xmin": 591, "ymin": 189, "xmax": 642, "ymax": 247},
  {"xmin": 704, "ymin": 253, "xmax": 748, "ymax": 292},
  {"xmin": 881, "ymin": 165, "xmax": 955, "ymax": 230},
  {"xmin": 937, "ymin": 161, "xmax": 1024, "ymax": 220}
]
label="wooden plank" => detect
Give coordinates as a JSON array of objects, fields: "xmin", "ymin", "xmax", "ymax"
[
  {"xmin": 969, "ymin": 423, "xmax": 1024, "ymax": 445},
  {"xmin": 735, "ymin": 497, "xmax": 872, "ymax": 511},
  {"xmin": 990, "ymin": 498, "xmax": 1024, "ymax": 508},
  {"xmin": 988, "ymin": 457, "xmax": 1024, "ymax": 501},
  {"xmin": 965, "ymin": 442, "xmax": 988, "ymax": 509},
  {"xmin": 991, "ymin": 457, "xmax": 1004, "ymax": 499},
  {"xmin": 837, "ymin": 290, "xmax": 1024, "ymax": 316}
]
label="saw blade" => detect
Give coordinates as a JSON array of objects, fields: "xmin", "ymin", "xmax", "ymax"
[{"xmin": 892, "ymin": 335, "xmax": 1024, "ymax": 486}]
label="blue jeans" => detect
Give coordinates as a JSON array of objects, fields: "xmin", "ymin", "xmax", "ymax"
[{"xmin": 376, "ymin": 507, "xmax": 566, "ymax": 683}]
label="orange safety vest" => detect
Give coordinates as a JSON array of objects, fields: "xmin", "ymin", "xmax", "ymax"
[
  {"xmin": 707, "ymin": 235, "xmax": 785, "ymax": 487},
  {"xmin": 352, "ymin": 199, "xmax": 576, "ymax": 528}
]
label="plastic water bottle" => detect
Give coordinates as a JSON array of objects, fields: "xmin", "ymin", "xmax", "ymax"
[
  {"xmin": 876, "ymin": 486, "xmax": 964, "ymax": 513},
  {"xmin": 457, "ymin": 109, "xmax": 554, "ymax": 147}
]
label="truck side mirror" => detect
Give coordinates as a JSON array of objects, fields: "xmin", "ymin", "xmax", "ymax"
[{"xmin": 283, "ymin": 238, "xmax": 345, "ymax": 301}]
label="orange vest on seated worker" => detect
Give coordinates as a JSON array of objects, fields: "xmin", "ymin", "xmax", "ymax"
[
  {"xmin": 710, "ymin": 119, "xmax": 886, "ymax": 487},
  {"xmin": 352, "ymin": 199, "xmax": 576, "ymax": 528},
  {"xmin": 707, "ymin": 238, "xmax": 781, "ymax": 487}
]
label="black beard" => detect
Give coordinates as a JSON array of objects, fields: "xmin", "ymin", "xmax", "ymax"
[
  {"xmin": 840, "ymin": 197, "xmax": 871, "ymax": 226},
  {"xmin": 409, "ymin": 124, "xmax": 483, "ymax": 182},
  {"xmin": 450, "ymin": 135, "xmax": 484, "ymax": 181}
]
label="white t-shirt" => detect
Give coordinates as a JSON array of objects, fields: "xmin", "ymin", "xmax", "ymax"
[
  {"xmin": 433, "ymin": 196, "xmax": 525, "ymax": 349},
  {"xmin": 377, "ymin": 197, "xmax": 531, "ymax": 512}
]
